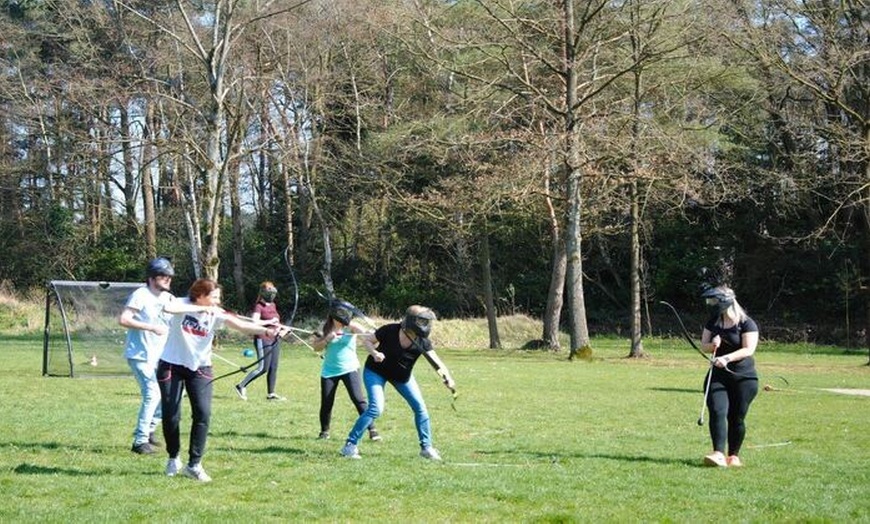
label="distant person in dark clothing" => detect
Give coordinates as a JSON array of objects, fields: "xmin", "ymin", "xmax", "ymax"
[{"xmin": 235, "ymin": 281, "xmax": 286, "ymax": 401}]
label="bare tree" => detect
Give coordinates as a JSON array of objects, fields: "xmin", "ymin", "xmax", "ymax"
[
  {"xmin": 722, "ymin": 0, "xmax": 870, "ymax": 361},
  {"xmin": 413, "ymin": 1, "xmax": 652, "ymax": 357},
  {"xmin": 116, "ymin": 0, "xmax": 311, "ymax": 279}
]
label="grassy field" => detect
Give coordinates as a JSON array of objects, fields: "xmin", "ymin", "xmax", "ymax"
[{"xmin": 0, "ymin": 320, "xmax": 868, "ymax": 523}]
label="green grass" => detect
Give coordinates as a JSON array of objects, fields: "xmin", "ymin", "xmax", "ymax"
[{"xmin": 1, "ymin": 327, "xmax": 868, "ymax": 523}]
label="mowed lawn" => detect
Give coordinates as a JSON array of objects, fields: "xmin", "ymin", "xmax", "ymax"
[{"xmin": 0, "ymin": 333, "xmax": 868, "ymax": 523}]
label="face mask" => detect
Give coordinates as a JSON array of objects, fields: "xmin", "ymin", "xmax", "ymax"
[
  {"xmin": 330, "ymin": 306, "xmax": 352, "ymax": 325},
  {"xmin": 706, "ymin": 297, "xmax": 730, "ymax": 316},
  {"xmin": 261, "ymin": 290, "xmax": 277, "ymax": 302}
]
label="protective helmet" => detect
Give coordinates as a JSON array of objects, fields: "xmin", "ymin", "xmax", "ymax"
[
  {"xmin": 146, "ymin": 257, "xmax": 175, "ymax": 278},
  {"xmin": 401, "ymin": 305, "xmax": 436, "ymax": 339},
  {"xmin": 701, "ymin": 286, "xmax": 735, "ymax": 315},
  {"xmin": 328, "ymin": 300, "xmax": 355, "ymax": 326}
]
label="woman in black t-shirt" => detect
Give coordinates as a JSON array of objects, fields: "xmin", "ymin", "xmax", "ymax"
[
  {"xmin": 700, "ymin": 285, "xmax": 759, "ymax": 468},
  {"xmin": 340, "ymin": 305, "xmax": 455, "ymax": 461}
]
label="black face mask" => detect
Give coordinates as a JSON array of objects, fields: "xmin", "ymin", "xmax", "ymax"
[
  {"xmin": 403, "ymin": 314, "xmax": 434, "ymax": 338},
  {"xmin": 261, "ymin": 291, "xmax": 277, "ymax": 302},
  {"xmin": 330, "ymin": 307, "xmax": 352, "ymax": 326},
  {"xmin": 706, "ymin": 298, "xmax": 731, "ymax": 316}
]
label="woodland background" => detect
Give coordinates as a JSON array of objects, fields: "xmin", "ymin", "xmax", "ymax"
[{"xmin": 0, "ymin": 0, "xmax": 868, "ymax": 354}]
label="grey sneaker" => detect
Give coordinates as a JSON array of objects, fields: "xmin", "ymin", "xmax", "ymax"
[
  {"xmin": 234, "ymin": 384, "xmax": 247, "ymax": 401},
  {"xmin": 318, "ymin": 431, "xmax": 330, "ymax": 440},
  {"xmin": 266, "ymin": 393, "xmax": 286, "ymax": 401},
  {"xmin": 340, "ymin": 442, "xmax": 361, "ymax": 459},
  {"xmin": 182, "ymin": 463, "xmax": 212, "ymax": 482},
  {"xmin": 131, "ymin": 442, "xmax": 156, "ymax": 455},
  {"xmin": 165, "ymin": 457, "xmax": 183, "ymax": 477},
  {"xmin": 420, "ymin": 446, "xmax": 442, "ymax": 461},
  {"xmin": 148, "ymin": 432, "xmax": 162, "ymax": 447}
]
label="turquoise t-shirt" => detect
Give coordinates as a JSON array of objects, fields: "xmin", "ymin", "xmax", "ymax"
[{"xmin": 321, "ymin": 330, "xmax": 361, "ymax": 378}]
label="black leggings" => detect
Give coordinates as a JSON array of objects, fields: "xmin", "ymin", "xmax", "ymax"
[
  {"xmin": 157, "ymin": 360, "xmax": 213, "ymax": 467},
  {"xmin": 320, "ymin": 371, "xmax": 375, "ymax": 433},
  {"xmin": 706, "ymin": 371, "xmax": 758, "ymax": 456},
  {"xmin": 239, "ymin": 338, "xmax": 281, "ymax": 394}
]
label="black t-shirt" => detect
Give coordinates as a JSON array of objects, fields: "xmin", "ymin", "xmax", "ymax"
[
  {"xmin": 364, "ymin": 323, "xmax": 432, "ymax": 383},
  {"xmin": 704, "ymin": 315, "xmax": 759, "ymax": 378}
]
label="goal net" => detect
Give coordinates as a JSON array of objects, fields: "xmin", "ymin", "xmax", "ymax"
[{"xmin": 43, "ymin": 280, "xmax": 143, "ymax": 377}]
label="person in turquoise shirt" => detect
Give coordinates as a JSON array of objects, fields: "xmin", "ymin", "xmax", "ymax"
[{"xmin": 313, "ymin": 300, "xmax": 380, "ymax": 442}]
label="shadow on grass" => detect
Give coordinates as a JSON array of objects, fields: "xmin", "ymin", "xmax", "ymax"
[
  {"xmin": 648, "ymin": 387, "xmax": 700, "ymax": 394},
  {"xmin": 211, "ymin": 430, "xmax": 275, "ymax": 439},
  {"xmin": 13, "ymin": 463, "xmax": 108, "ymax": 476},
  {"xmin": 470, "ymin": 449, "xmax": 701, "ymax": 468},
  {"xmin": 1, "ymin": 441, "xmax": 116, "ymax": 454},
  {"xmin": 221, "ymin": 444, "xmax": 307, "ymax": 455},
  {"xmin": 208, "ymin": 431, "xmax": 311, "ymax": 455}
]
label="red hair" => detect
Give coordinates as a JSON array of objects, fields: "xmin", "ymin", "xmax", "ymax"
[{"xmin": 188, "ymin": 279, "xmax": 220, "ymax": 301}]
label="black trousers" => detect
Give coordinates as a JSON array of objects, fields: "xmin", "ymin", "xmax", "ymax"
[
  {"xmin": 157, "ymin": 360, "xmax": 213, "ymax": 466},
  {"xmin": 320, "ymin": 370, "xmax": 375, "ymax": 433},
  {"xmin": 238, "ymin": 338, "xmax": 281, "ymax": 394},
  {"xmin": 706, "ymin": 370, "xmax": 758, "ymax": 456}
]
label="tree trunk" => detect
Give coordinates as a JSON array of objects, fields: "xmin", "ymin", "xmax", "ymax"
[
  {"xmin": 480, "ymin": 230, "xmax": 501, "ymax": 349},
  {"xmin": 118, "ymin": 103, "xmax": 137, "ymax": 230},
  {"xmin": 864, "ymin": 125, "xmax": 870, "ymax": 365},
  {"xmin": 542, "ymin": 162, "xmax": 565, "ymax": 350},
  {"xmin": 563, "ymin": 0, "xmax": 590, "ymax": 359},
  {"xmin": 628, "ymin": 179, "xmax": 645, "ymax": 357},
  {"xmin": 282, "ymin": 163, "xmax": 296, "ymax": 267},
  {"xmin": 229, "ymin": 157, "xmax": 246, "ymax": 307},
  {"xmin": 141, "ymin": 103, "xmax": 158, "ymax": 258},
  {"xmin": 565, "ymin": 161, "xmax": 591, "ymax": 358},
  {"xmin": 177, "ymin": 154, "xmax": 203, "ymax": 279}
]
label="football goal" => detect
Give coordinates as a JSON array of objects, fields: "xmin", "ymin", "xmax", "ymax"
[{"xmin": 43, "ymin": 280, "xmax": 143, "ymax": 377}]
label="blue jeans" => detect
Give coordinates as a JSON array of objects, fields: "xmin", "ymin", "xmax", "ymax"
[
  {"xmin": 128, "ymin": 358, "xmax": 161, "ymax": 445},
  {"xmin": 347, "ymin": 367, "xmax": 431, "ymax": 448}
]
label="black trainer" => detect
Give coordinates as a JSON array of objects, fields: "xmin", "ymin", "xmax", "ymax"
[
  {"xmin": 131, "ymin": 442, "xmax": 156, "ymax": 455},
  {"xmin": 149, "ymin": 432, "xmax": 162, "ymax": 447}
]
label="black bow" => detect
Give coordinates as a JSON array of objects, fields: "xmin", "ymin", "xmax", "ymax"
[
  {"xmin": 659, "ymin": 301, "xmax": 711, "ymax": 362},
  {"xmin": 660, "ymin": 300, "xmax": 766, "ymax": 381}
]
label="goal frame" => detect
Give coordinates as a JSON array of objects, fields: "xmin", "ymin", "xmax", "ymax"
[{"xmin": 43, "ymin": 280, "xmax": 144, "ymax": 377}]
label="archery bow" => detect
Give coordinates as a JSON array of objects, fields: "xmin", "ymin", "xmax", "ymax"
[
  {"xmin": 209, "ymin": 247, "xmax": 306, "ymax": 385},
  {"xmin": 659, "ymin": 300, "xmax": 711, "ymax": 362},
  {"xmin": 659, "ymin": 300, "xmax": 774, "ymax": 381},
  {"xmin": 284, "ymin": 245, "xmax": 300, "ymax": 327}
]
